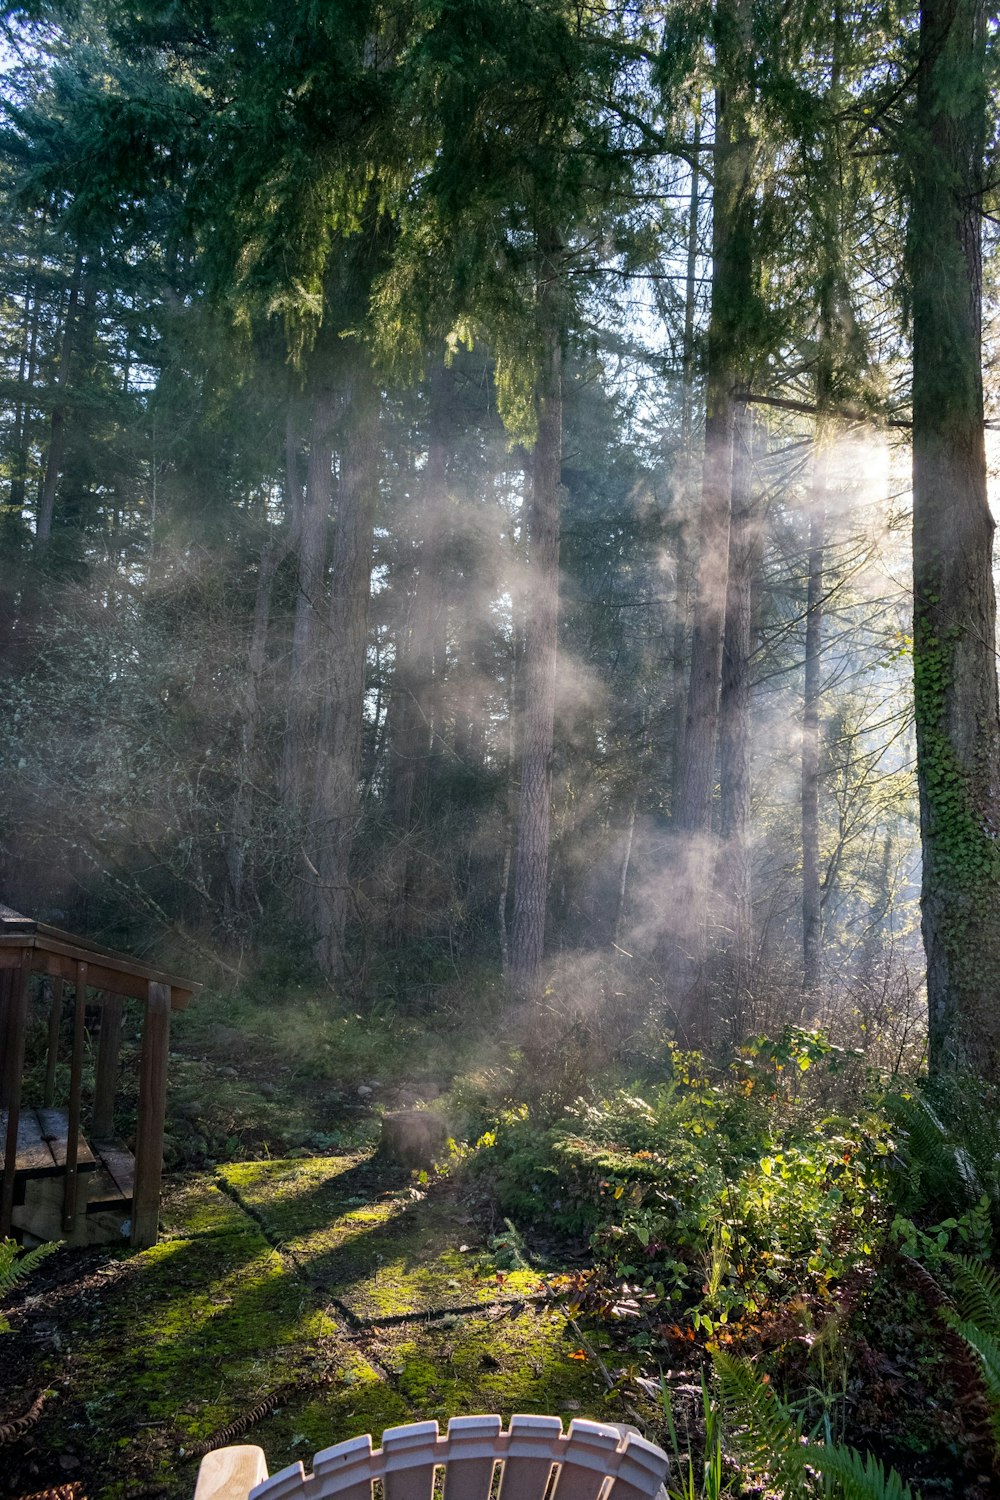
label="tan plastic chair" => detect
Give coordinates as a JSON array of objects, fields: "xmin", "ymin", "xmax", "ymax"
[{"xmin": 194, "ymin": 1414, "xmax": 670, "ymax": 1500}]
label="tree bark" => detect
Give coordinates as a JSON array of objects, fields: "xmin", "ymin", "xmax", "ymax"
[
  {"xmin": 509, "ymin": 250, "xmax": 563, "ymax": 999},
  {"xmin": 669, "ymin": 0, "xmax": 755, "ymax": 1017},
  {"xmin": 801, "ymin": 438, "xmax": 827, "ymax": 1004},
  {"xmin": 310, "ymin": 360, "xmax": 381, "ymax": 978},
  {"xmin": 386, "ymin": 363, "xmax": 452, "ymax": 940},
  {"xmin": 280, "ymin": 381, "xmax": 337, "ymax": 810},
  {"xmin": 35, "ymin": 253, "xmax": 84, "ymax": 546},
  {"xmin": 717, "ymin": 402, "xmax": 758, "ymax": 1037},
  {"xmin": 910, "ymin": 0, "xmax": 1000, "ymax": 1076}
]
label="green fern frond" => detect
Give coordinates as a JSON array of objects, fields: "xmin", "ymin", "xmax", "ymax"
[
  {"xmin": 712, "ymin": 1352, "xmax": 810, "ymax": 1500},
  {"xmin": 949, "ymin": 1255, "xmax": 1000, "ymax": 1333},
  {"xmin": 801, "ymin": 1444, "xmax": 916, "ymax": 1500},
  {"xmin": 940, "ymin": 1316, "xmax": 1000, "ymax": 1396},
  {"xmin": 0, "ymin": 1237, "xmax": 60, "ymax": 1333}
]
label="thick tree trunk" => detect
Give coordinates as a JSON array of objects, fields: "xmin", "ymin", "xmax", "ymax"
[
  {"xmin": 717, "ymin": 403, "xmax": 758, "ymax": 1036},
  {"xmin": 910, "ymin": 0, "xmax": 1000, "ymax": 1076},
  {"xmin": 310, "ymin": 361, "xmax": 381, "ymax": 978},
  {"xmin": 509, "ymin": 276, "xmax": 562, "ymax": 999},
  {"xmin": 668, "ymin": 0, "xmax": 754, "ymax": 1020}
]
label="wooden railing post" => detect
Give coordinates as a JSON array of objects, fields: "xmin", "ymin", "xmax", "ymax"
[
  {"xmin": 62, "ymin": 960, "xmax": 87, "ymax": 1233},
  {"xmin": 1, "ymin": 950, "xmax": 33, "ymax": 1237},
  {"xmin": 131, "ymin": 981, "xmax": 171, "ymax": 1248},
  {"xmin": 43, "ymin": 975, "xmax": 64, "ymax": 1108},
  {"xmin": 0, "ymin": 968, "xmax": 14, "ymax": 1110},
  {"xmin": 92, "ymin": 992, "xmax": 121, "ymax": 1141}
]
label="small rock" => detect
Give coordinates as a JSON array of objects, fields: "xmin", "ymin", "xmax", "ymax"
[
  {"xmin": 59, "ymin": 1455, "xmax": 80, "ymax": 1471},
  {"xmin": 357, "ymin": 1085, "xmax": 373, "ymax": 1098}
]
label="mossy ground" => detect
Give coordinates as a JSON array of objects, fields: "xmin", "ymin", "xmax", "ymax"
[
  {"xmin": 1, "ymin": 1153, "xmax": 616, "ymax": 1500},
  {"xmin": 217, "ymin": 1157, "xmax": 546, "ymax": 1319}
]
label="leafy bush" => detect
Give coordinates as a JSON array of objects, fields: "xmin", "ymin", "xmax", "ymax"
[{"xmin": 476, "ymin": 1030, "xmax": 894, "ymax": 1332}]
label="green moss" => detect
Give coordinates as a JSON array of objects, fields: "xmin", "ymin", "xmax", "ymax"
[
  {"xmin": 367, "ymin": 1308, "xmax": 614, "ymax": 1422},
  {"xmin": 159, "ymin": 1174, "xmax": 253, "ymax": 1237},
  {"xmin": 219, "ymin": 1157, "xmax": 544, "ymax": 1318},
  {"xmin": 24, "ymin": 1148, "xmax": 636, "ymax": 1500},
  {"xmin": 218, "ymin": 1154, "xmax": 377, "ymax": 1235}
]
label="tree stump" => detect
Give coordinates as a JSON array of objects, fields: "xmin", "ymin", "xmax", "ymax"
[{"xmin": 380, "ymin": 1110, "xmax": 448, "ymax": 1168}]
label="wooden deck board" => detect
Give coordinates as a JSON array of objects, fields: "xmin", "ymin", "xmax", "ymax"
[
  {"xmin": 35, "ymin": 1108, "xmax": 98, "ymax": 1172},
  {"xmin": 91, "ymin": 1139, "xmax": 135, "ymax": 1204},
  {"xmin": 0, "ymin": 1108, "xmax": 57, "ymax": 1175}
]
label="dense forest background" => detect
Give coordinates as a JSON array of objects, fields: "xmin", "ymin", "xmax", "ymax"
[{"xmin": 0, "ymin": 0, "xmax": 996, "ymax": 1074}]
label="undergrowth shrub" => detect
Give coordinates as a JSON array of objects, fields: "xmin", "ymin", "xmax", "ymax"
[{"xmin": 474, "ymin": 1028, "xmax": 895, "ymax": 1331}]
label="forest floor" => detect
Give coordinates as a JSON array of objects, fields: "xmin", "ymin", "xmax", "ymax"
[{"xmin": 0, "ymin": 1001, "xmax": 648, "ymax": 1500}]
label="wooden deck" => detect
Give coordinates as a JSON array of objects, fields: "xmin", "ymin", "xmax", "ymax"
[
  {"xmin": 1, "ymin": 902, "xmax": 195, "ymax": 1246},
  {"xmin": 0, "ymin": 1107, "xmax": 135, "ymax": 1242}
]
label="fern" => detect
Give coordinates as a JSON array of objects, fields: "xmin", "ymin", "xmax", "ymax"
[
  {"xmin": 713, "ymin": 1352, "xmax": 811, "ymax": 1500},
  {"xmin": 712, "ymin": 1353, "xmax": 920, "ymax": 1500},
  {"xmin": 887, "ymin": 1083, "xmax": 1000, "ymax": 1220},
  {"xmin": 949, "ymin": 1254, "xmax": 1000, "ymax": 1332},
  {"xmin": 801, "ymin": 1445, "xmax": 916, "ymax": 1500},
  {"xmin": 0, "ymin": 1237, "xmax": 59, "ymax": 1332}
]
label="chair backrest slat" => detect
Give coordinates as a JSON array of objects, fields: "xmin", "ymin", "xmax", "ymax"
[
  {"xmin": 308, "ymin": 1431, "xmax": 378, "ymax": 1500},
  {"xmin": 495, "ymin": 1414, "xmax": 563, "ymax": 1500},
  {"xmin": 550, "ymin": 1422, "xmax": 622, "ymax": 1500},
  {"xmin": 442, "ymin": 1416, "xmax": 504, "ymax": 1500},
  {"xmin": 381, "ymin": 1421, "xmax": 442, "ymax": 1500},
  {"xmin": 602, "ymin": 1434, "xmax": 669, "ymax": 1500},
  {"xmin": 251, "ymin": 1461, "xmax": 311, "ymax": 1500},
  {"xmin": 243, "ymin": 1415, "xmax": 668, "ymax": 1500}
]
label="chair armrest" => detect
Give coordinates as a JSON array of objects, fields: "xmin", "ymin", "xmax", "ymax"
[{"xmin": 194, "ymin": 1444, "xmax": 269, "ymax": 1500}]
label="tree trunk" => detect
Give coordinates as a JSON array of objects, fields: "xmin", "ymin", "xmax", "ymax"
[
  {"xmin": 226, "ymin": 519, "xmax": 290, "ymax": 922},
  {"xmin": 35, "ymin": 253, "xmax": 84, "ymax": 546},
  {"xmin": 280, "ymin": 381, "xmax": 337, "ymax": 810},
  {"xmin": 669, "ymin": 0, "xmax": 755, "ymax": 1015},
  {"xmin": 509, "ymin": 253, "xmax": 563, "ymax": 999},
  {"xmin": 801, "ymin": 439, "xmax": 826, "ymax": 1004},
  {"xmin": 669, "ymin": 111, "xmax": 702, "ymax": 808},
  {"xmin": 717, "ymin": 402, "xmax": 758, "ymax": 1039},
  {"xmin": 910, "ymin": 0, "xmax": 1000, "ymax": 1077},
  {"xmin": 310, "ymin": 360, "xmax": 381, "ymax": 978},
  {"xmin": 386, "ymin": 363, "xmax": 452, "ymax": 941}
]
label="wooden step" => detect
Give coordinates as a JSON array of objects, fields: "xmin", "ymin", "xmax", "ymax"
[
  {"xmin": 87, "ymin": 1139, "xmax": 135, "ymax": 1210},
  {"xmin": 0, "ymin": 1108, "xmax": 97, "ymax": 1179}
]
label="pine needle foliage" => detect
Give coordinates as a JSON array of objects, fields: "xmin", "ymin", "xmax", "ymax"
[{"xmin": 0, "ymin": 1237, "xmax": 59, "ymax": 1333}]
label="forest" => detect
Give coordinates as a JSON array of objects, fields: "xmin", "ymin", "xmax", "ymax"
[{"xmin": 2, "ymin": 0, "xmax": 1000, "ymax": 1496}]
